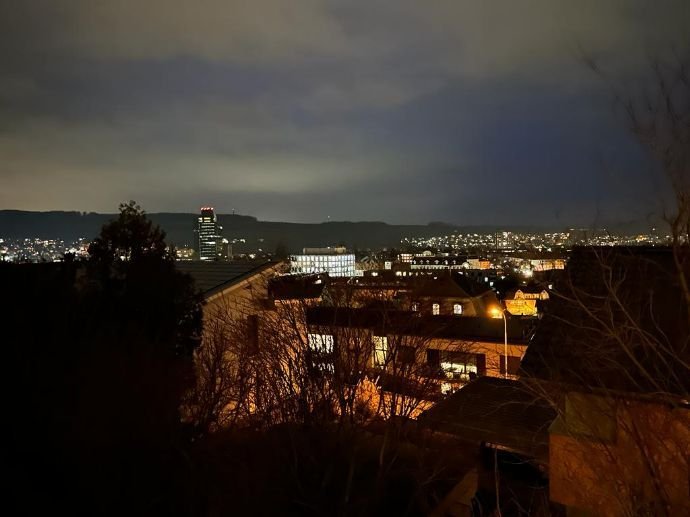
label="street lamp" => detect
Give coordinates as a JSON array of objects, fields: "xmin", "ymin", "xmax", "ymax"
[{"xmin": 490, "ymin": 305, "xmax": 509, "ymax": 379}]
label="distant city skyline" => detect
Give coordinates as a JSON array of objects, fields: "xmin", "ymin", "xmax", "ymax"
[{"xmin": 1, "ymin": 1, "xmax": 688, "ymax": 226}]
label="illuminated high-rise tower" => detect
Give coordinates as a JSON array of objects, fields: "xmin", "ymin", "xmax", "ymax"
[{"xmin": 196, "ymin": 207, "xmax": 222, "ymax": 261}]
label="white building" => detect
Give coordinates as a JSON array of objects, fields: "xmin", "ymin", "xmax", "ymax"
[{"xmin": 290, "ymin": 247, "xmax": 356, "ymax": 277}]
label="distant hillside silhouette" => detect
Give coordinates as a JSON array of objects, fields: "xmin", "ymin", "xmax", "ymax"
[{"xmin": 0, "ymin": 210, "xmax": 652, "ymax": 253}]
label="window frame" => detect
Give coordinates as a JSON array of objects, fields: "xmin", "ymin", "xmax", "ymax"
[{"xmin": 372, "ymin": 335, "xmax": 388, "ymax": 368}]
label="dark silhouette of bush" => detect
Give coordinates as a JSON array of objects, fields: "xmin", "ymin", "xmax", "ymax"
[{"xmin": 2, "ymin": 202, "xmax": 202, "ymax": 516}]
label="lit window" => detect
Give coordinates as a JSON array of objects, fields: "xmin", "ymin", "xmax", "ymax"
[
  {"xmin": 412, "ymin": 302, "xmax": 419, "ymax": 312},
  {"xmin": 439, "ymin": 351, "xmax": 478, "ymax": 381},
  {"xmin": 308, "ymin": 333, "xmax": 334, "ymax": 354},
  {"xmin": 372, "ymin": 336, "xmax": 388, "ymax": 368},
  {"xmin": 432, "ymin": 303, "xmax": 440, "ymax": 315},
  {"xmin": 308, "ymin": 333, "xmax": 335, "ymax": 373},
  {"xmin": 453, "ymin": 303, "xmax": 463, "ymax": 315}
]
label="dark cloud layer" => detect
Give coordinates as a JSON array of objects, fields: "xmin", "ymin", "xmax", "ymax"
[{"xmin": 0, "ymin": 1, "xmax": 688, "ymax": 225}]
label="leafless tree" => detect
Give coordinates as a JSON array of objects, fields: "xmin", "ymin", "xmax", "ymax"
[
  {"xmin": 520, "ymin": 55, "xmax": 690, "ymax": 516},
  {"xmin": 185, "ymin": 272, "xmax": 480, "ymax": 513}
]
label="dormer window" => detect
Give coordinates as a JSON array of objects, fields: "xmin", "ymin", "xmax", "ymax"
[{"xmin": 432, "ymin": 303, "xmax": 440, "ymax": 315}]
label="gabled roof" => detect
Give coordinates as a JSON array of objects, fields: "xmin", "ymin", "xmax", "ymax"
[
  {"xmin": 454, "ymin": 274, "xmax": 494, "ymax": 297},
  {"xmin": 508, "ymin": 285, "xmax": 548, "ymax": 296},
  {"xmin": 177, "ymin": 261, "xmax": 278, "ymax": 297},
  {"xmin": 414, "ymin": 273, "xmax": 489, "ymax": 299},
  {"xmin": 520, "ymin": 247, "xmax": 690, "ymax": 395},
  {"xmin": 419, "ymin": 377, "xmax": 556, "ymax": 461},
  {"xmin": 269, "ymin": 274, "xmax": 326, "ymax": 300}
]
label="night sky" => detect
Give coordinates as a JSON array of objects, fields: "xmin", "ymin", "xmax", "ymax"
[{"xmin": 1, "ymin": 1, "xmax": 688, "ymax": 226}]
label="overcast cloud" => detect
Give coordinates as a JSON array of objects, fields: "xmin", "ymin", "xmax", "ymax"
[{"xmin": 1, "ymin": 1, "xmax": 688, "ymax": 225}]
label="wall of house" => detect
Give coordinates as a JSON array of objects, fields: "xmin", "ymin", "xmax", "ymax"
[
  {"xmin": 422, "ymin": 338, "xmax": 527, "ymax": 380},
  {"xmin": 203, "ymin": 277, "xmax": 267, "ymax": 324},
  {"xmin": 416, "ymin": 293, "xmax": 500, "ymax": 317},
  {"xmin": 188, "ymin": 267, "xmax": 286, "ymax": 427},
  {"xmin": 549, "ymin": 394, "xmax": 690, "ymax": 516},
  {"xmin": 198, "ymin": 276, "xmax": 529, "ymax": 425},
  {"xmin": 306, "ymin": 329, "xmax": 527, "ymax": 382},
  {"xmin": 417, "ymin": 297, "xmax": 474, "ymax": 316},
  {"xmin": 303, "ymin": 324, "xmax": 529, "ymax": 410}
]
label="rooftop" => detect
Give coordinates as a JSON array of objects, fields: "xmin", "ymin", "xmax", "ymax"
[
  {"xmin": 520, "ymin": 246, "xmax": 690, "ymax": 395},
  {"xmin": 419, "ymin": 377, "xmax": 556, "ymax": 461},
  {"xmin": 268, "ymin": 273, "xmax": 327, "ymax": 300},
  {"xmin": 414, "ymin": 273, "xmax": 491, "ymax": 299},
  {"xmin": 299, "ymin": 247, "xmax": 350, "ymax": 255},
  {"xmin": 177, "ymin": 260, "xmax": 276, "ymax": 297}
]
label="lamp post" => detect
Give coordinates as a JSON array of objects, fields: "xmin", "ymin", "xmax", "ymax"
[
  {"xmin": 491, "ymin": 306, "xmax": 509, "ymax": 378},
  {"xmin": 501, "ymin": 309, "xmax": 508, "ymax": 378}
]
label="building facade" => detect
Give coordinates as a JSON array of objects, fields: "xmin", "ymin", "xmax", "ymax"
[
  {"xmin": 520, "ymin": 247, "xmax": 690, "ymax": 515},
  {"xmin": 290, "ymin": 247, "xmax": 356, "ymax": 277},
  {"xmin": 504, "ymin": 287, "xmax": 550, "ymax": 316},
  {"xmin": 196, "ymin": 207, "xmax": 223, "ymax": 261},
  {"xmin": 306, "ymin": 307, "xmax": 533, "ymax": 399}
]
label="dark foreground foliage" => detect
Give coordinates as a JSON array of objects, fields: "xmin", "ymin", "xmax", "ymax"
[
  {"xmin": 2, "ymin": 203, "xmax": 201, "ymax": 515},
  {"xmin": 190, "ymin": 423, "xmax": 474, "ymax": 516},
  {"xmin": 2, "ymin": 203, "xmax": 472, "ymax": 516}
]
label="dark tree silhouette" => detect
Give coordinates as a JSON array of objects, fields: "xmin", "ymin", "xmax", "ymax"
[
  {"xmin": 87, "ymin": 201, "xmax": 202, "ymax": 357},
  {"xmin": 3, "ymin": 202, "xmax": 202, "ymax": 516},
  {"xmin": 515, "ymin": 56, "xmax": 690, "ymax": 516},
  {"xmin": 89, "ymin": 201, "xmax": 170, "ymax": 263},
  {"xmin": 273, "ymin": 241, "xmax": 290, "ymax": 260}
]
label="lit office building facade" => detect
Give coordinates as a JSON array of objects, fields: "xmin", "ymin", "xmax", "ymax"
[
  {"xmin": 290, "ymin": 247, "xmax": 356, "ymax": 277},
  {"xmin": 196, "ymin": 207, "xmax": 223, "ymax": 261}
]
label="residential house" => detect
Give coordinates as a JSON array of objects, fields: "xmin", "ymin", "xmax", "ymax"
[
  {"xmin": 306, "ymin": 306, "xmax": 535, "ymax": 400},
  {"xmin": 504, "ymin": 285, "xmax": 550, "ymax": 316},
  {"xmin": 411, "ymin": 273, "xmax": 500, "ymax": 317},
  {"xmin": 178, "ymin": 260, "xmax": 284, "ymax": 322},
  {"xmin": 420, "ymin": 377, "xmax": 556, "ymax": 515},
  {"xmin": 520, "ymin": 247, "xmax": 690, "ymax": 516}
]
